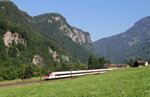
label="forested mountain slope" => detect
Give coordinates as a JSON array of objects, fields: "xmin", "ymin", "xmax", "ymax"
[{"xmin": 0, "ymin": 2, "xmax": 93, "ymax": 63}]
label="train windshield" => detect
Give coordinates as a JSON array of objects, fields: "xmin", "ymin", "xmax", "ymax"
[{"xmin": 46, "ymin": 72, "xmax": 52, "ymax": 76}]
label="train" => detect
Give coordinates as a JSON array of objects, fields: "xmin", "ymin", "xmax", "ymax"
[{"xmin": 45, "ymin": 69, "xmax": 113, "ymax": 80}]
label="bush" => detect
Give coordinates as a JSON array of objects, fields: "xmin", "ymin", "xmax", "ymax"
[
  {"xmin": 0, "ymin": 77, "xmax": 4, "ymax": 81},
  {"xmin": 2, "ymin": 66, "xmax": 18, "ymax": 80}
]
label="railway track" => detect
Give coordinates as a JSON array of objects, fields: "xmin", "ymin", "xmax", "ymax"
[{"xmin": 0, "ymin": 77, "xmax": 77, "ymax": 88}]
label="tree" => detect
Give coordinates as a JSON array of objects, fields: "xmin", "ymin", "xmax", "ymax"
[
  {"xmin": 126, "ymin": 59, "xmax": 134, "ymax": 67},
  {"xmin": 88, "ymin": 56, "xmax": 110, "ymax": 69},
  {"xmin": 8, "ymin": 47, "xmax": 17, "ymax": 58},
  {"xmin": 0, "ymin": 20, "xmax": 9, "ymax": 32},
  {"xmin": 98, "ymin": 57, "xmax": 111, "ymax": 69},
  {"xmin": 88, "ymin": 56, "xmax": 94, "ymax": 69},
  {"xmin": 98, "ymin": 57, "xmax": 106, "ymax": 69},
  {"xmin": 18, "ymin": 64, "xmax": 33, "ymax": 80},
  {"xmin": 24, "ymin": 65, "xmax": 33, "ymax": 79}
]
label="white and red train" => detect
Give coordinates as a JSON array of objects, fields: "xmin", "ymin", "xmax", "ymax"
[{"xmin": 45, "ymin": 69, "xmax": 113, "ymax": 80}]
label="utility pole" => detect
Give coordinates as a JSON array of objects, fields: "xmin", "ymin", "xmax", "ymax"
[
  {"xmin": 39, "ymin": 62, "xmax": 42, "ymax": 82},
  {"xmin": 22, "ymin": 64, "xmax": 25, "ymax": 82}
]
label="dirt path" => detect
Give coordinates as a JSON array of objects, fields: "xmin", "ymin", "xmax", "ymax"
[
  {"xmin": 0, "ymin": 77, "xmax": 77, "ymax": 88},
  {"xmin": 0, "ymin": 80, "xmax": 44, "ymax": 88}
]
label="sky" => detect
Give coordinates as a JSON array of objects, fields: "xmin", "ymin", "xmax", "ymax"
[{"xmin": 12, "ymin": 0, "xmax": 150, "ymax": 42}]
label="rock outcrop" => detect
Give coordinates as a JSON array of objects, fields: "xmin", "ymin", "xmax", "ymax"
[
  {"xmin": 59, "ymin": 25, "xmax": 91, "ymax": 45},
  {"xmin": 3, "ymin": 31, "xmax": 26, "ymax": 46},
  {"xmin": 61, "ymin": 55, "xmax": 69, "ymax": 62},
  {"xmin": 32, "ymin": 55, "xmax": 44, "ymax": 66},
  {"xmin": 49, "ymin": 47, "xmax": 69, "ymax": 62},
  {"xmin": 49, "ymin": 47, "xmax": 59, "ymax": 62}
]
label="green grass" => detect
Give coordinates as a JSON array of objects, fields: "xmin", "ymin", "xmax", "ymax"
[{"xmin": 0, "ymin": 66, "xmax": 150, "ymax": 97}]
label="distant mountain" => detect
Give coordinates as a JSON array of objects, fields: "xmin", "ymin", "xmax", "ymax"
[
  {"xmin": 93, "ymin": 16, "xmax": 150, "ymax": 63},
  {"xmin": 0, "ymin": 2, "xmax": 93, "ymax": 63}
]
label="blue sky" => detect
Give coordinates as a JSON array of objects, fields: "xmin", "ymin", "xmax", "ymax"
[{"xmin": 12, "ymin": 0, "xmax": 150, "ymax": 42}]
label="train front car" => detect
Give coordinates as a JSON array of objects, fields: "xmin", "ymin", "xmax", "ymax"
[
  {"xmin": 45, "ymin": 72, "xmax": 56, "ymax": 80},
  {"xmin": 45, "ymin": 72, "xmax": 51, "ymax": 79}
]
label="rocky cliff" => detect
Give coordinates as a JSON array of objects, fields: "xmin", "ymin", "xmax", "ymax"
[{"xmin": 33, "ymin": 13, "xmax": 92, "ymax": 47}]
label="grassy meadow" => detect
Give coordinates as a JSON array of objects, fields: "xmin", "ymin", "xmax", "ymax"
[{"xmin": 0, "ymin": 66, "xmax": 150, "ymax": 97}]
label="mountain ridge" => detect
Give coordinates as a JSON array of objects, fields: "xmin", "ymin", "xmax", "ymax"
[{"xmin": 93, "ymin": 16, "xmax": 150, "ymax": 63}]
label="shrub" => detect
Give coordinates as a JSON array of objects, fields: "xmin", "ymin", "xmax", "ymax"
[{"xmin": 0, "ymin": 77, "xmax": 4, "ymax": 81}]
